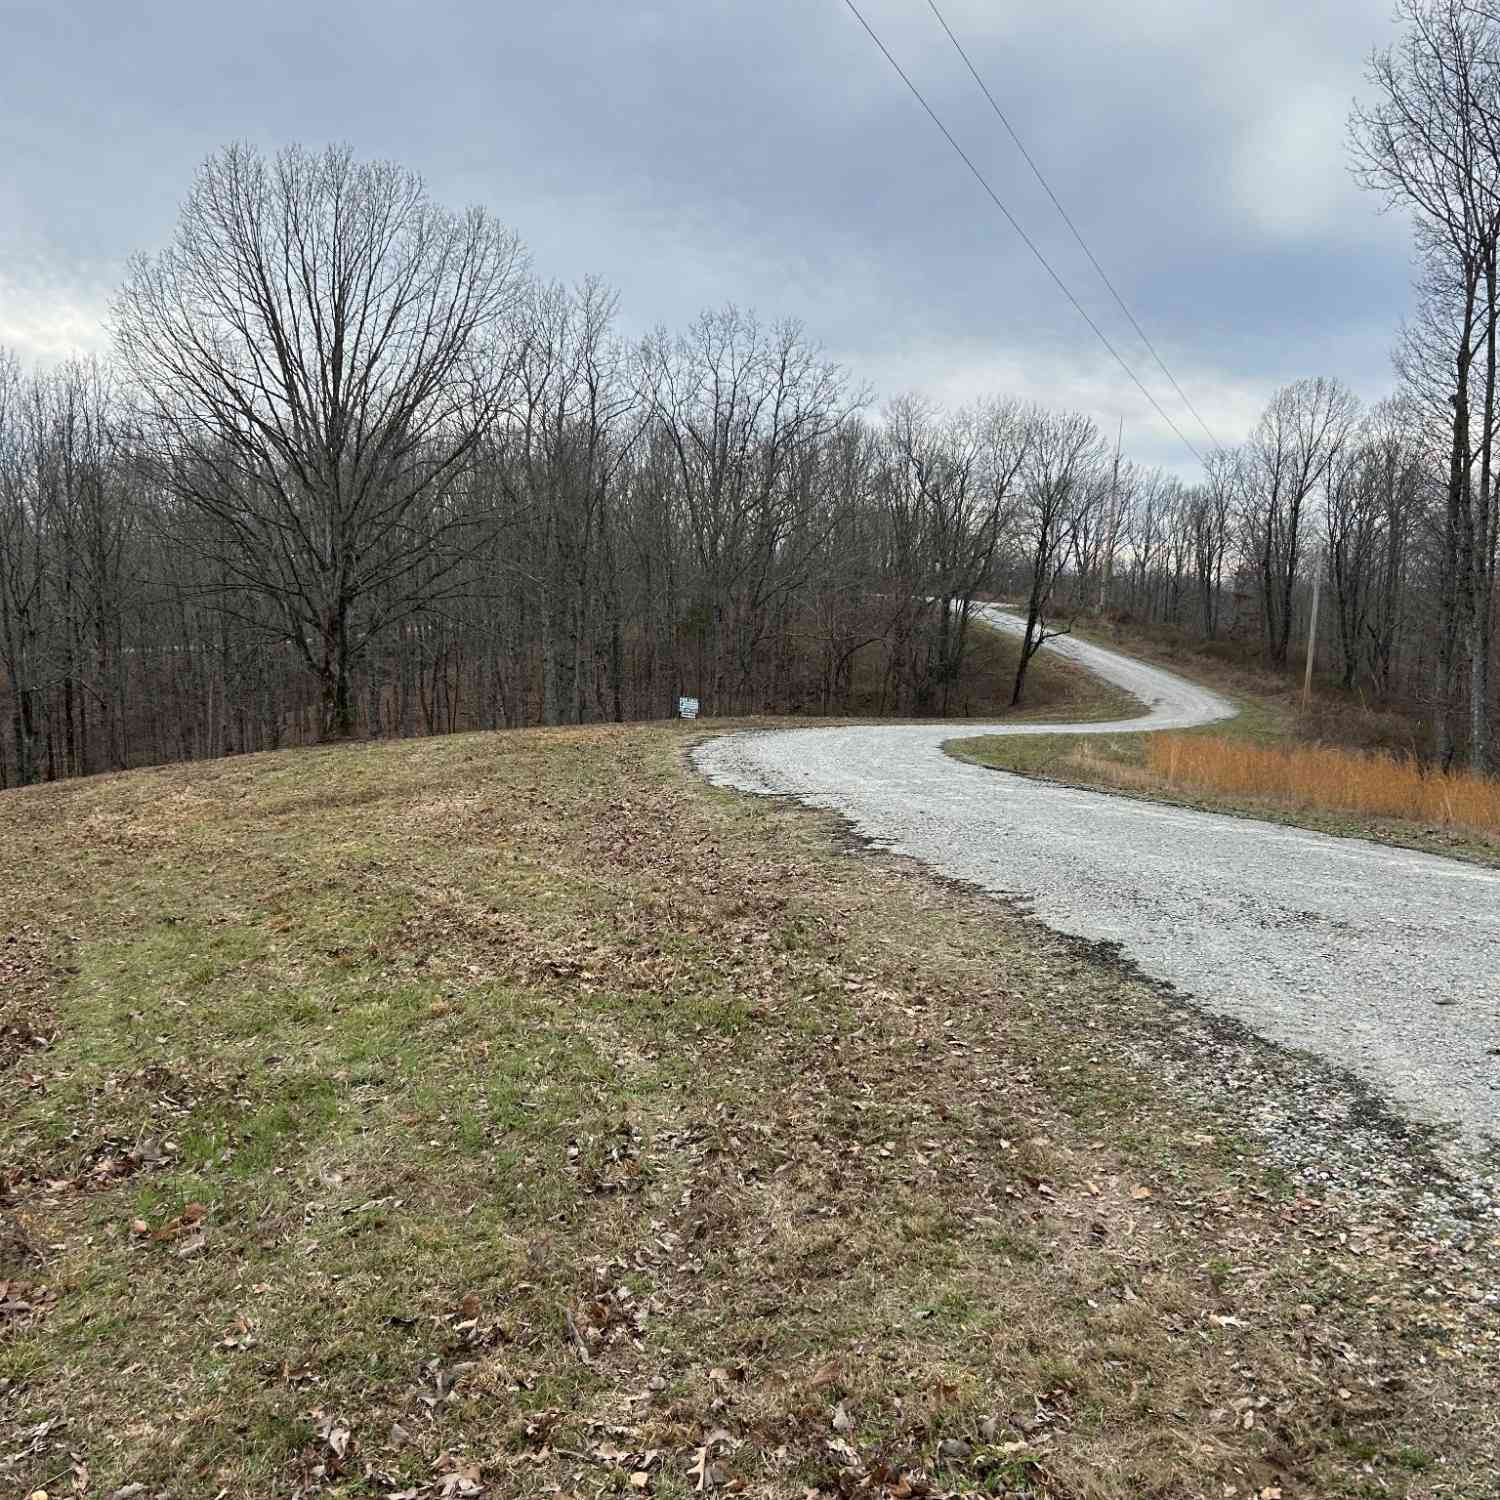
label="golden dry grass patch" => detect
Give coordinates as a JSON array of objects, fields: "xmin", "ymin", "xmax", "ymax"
[{"xmin": 1147, "ymin": 735, "xmax": 1500, "ymax": 839}]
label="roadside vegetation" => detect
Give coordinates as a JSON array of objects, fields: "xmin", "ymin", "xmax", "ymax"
[
  {"xmin": 949, "ymin": 615, "xmax": 1500, "ymax": 866},
  {"xmin": 1145, "ymin": 735, "xmax": 1500, "ymax": 840},
  {"xmin": 2, "ymin": 722, "xmax": 1497, "ymax": 1498},
  {"xmin": 936, "ymin": 621, "xmax": 1141, "ymax": 726}
]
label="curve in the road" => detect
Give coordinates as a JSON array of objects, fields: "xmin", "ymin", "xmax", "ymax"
[{"xmin": 694, "ymin": 607, "xmax": 1500, "ymax": 1149}]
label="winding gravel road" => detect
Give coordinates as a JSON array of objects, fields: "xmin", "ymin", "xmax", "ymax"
[{"xmin": 695, "ymin": 607, "xmax": 1500, "ymax": 1149}]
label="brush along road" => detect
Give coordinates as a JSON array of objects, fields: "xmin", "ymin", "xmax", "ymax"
[{"xmin": 695, "ymin": 607, "xmax": 1500, "ymax": 1150}]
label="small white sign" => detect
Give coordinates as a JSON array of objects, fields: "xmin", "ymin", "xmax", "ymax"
[{"xmin": 678, "ymin": 696, "xmax": 700, "ymax": 720}]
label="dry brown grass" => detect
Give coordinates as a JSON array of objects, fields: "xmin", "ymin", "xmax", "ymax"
[{"xmin": 1147, "ymin": 734, "xmax": 1500, "ymax": 838}]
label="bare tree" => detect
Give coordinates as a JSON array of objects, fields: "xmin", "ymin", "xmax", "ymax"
[
  {"xmin": 876, "ymin": 397, "xmax": 1026, "ymax": 712},
  {"xmin": 1010, "ymin": 409, "xmax": 1108, "ymax": 706},
  {"xmin": 1189, "ymin": 448, "xmax": 1240, "ymax": 639},
  {"xmin": 1241, "ymin": 377, "xmax": 1359, "ymax": 668},
  {"xmin": 1352, "ymin": 0, "xmax": 1500, "ymax": 765},
  {"xmin": 640, "ymin": 307, "xmax": 852, "ymax": 714},
  {"xmin": 506, "ymin": 277, "xmax": 643, "ymax": 725},
  {"xmin": 112, "ymin": 143, "xmax": 529, "ymax": 737},
  {"xmin": 0, "ymin": 348, "xmax": 46, "ymax": 784},
  {"xmin": 1323, "ymin": 400, "xmax": 1425, "ymax": 693}
]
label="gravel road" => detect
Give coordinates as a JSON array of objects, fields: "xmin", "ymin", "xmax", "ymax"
[{"xmin": 695, "ymin": 608, "xmax": 1500, "ymax": 1150}]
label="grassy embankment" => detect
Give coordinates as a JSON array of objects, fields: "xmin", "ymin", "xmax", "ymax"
[
  {"xmin": 948, "ymin": 617, "xmax": 1500, "ymax": 866},
  {"xmin": 1, "ymin": 677, "xmax": 1498, "ymax": 1493}
]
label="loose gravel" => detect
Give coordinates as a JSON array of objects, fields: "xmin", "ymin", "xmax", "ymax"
[{"xmin": 695, "ymin": 608, "xmax": 1500, "ymax": 1174}]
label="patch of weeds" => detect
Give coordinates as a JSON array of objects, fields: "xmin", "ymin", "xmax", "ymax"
[{"xmin": 1395, "ymin": 1446, "xmax": 1434, "ymax": 1472}]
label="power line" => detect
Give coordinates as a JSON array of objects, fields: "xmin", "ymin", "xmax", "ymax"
[
  {"xmin": 838, "ymin": 0, "xmax": 1207, "ymax": 468},
  {"xmin": 924, "ymin": 0, "xmax": 1224, "ymax": 454}
]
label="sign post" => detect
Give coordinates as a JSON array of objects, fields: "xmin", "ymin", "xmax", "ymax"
[{"xmin": 678, "ymin": 696, "xmax": 700, "ymax": 721}]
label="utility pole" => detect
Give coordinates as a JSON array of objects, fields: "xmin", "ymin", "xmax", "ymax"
[{"xmin": 1302, "ymin": 548, "xmax": 1322, "ymax": 706}]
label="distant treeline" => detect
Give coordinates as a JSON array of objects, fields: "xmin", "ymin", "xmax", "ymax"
[{"xmin": 0, "ymin": 135, "xmax": 1492, "ymax": 788}]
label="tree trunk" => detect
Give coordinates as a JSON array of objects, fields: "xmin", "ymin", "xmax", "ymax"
[
  {"xmin": 320, "ymin": 603, "xmax": 355, "ymax": 740},
  {"xmin": 1438, "ymin": 273, "xmax": 1479, "ymax": 768},
  {"xmin": 1471, "ymin": 249, "xmax": 1498, "ymax": 771}
]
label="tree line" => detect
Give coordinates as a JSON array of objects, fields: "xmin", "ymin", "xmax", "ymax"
[
  {"xmin": 3, "ymin": 34, "xmax": 1499, "ymax": 790},
  {"xmin": 1347, "ymin": 0, "xmax": 1500, "ymax": 770},
  {"xmin": 0, "ymin": 143, "xmax": 1140, "ymax": 785}
]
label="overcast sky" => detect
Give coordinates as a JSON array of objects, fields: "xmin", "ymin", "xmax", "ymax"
[{"xmin": 0, "ymin": 0, "xmax": 1414, "ymax": 474}]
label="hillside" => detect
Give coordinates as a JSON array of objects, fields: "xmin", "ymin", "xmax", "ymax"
[{"xmin": 1, "ymin": 724, "xmax": 1497, "ymax": 1498}]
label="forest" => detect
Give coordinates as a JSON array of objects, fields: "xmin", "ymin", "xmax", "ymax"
[{"xmin": 2, "ymin": 0, "xmax": 1499, "ymax": 790}]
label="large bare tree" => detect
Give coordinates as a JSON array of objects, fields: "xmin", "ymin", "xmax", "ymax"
[
  {"xmin": 1009, "ymin": 408, "xmax": 1108, "ymax": 706},
  {"xmin": 1351, "ymin": 0, "xmax": 1500, "ymax": 766},
  {"xmin": 640, "ymin": 307, "xmax": 852, "ymax": 714},
  {"xmin": 113, "ymin": 142, "xmax": 528, "ymax": 736},
  {"xmin": 1241, "ymin": 377, "xmax": 1359, "ymax": 668}
]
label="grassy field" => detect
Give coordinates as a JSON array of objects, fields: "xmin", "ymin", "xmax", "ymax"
[
  {"xmin": 2, "ymin": 718, "xmax": 1498, "ymax": 1498},
  {"xmin": 948, "ymin": 620, "xmax": 1500, "ymax": 867}
]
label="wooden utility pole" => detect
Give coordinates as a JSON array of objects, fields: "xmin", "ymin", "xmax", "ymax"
[{"xmin": 1303, "ymin": 549, "xmax": 1322, "ymax": 706}]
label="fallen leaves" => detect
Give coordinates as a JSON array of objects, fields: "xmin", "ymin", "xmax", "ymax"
[
  {"xmin": 563, "ymin": 1306, "xmax": 591, "ymax": 1364},
  {"xmin": 9, "ymin": 1136, "xmax": 178, "ymax": 1205},
  {"xmin": 218, "ymin": 1311, "xmax": 255, "ymax": 1351},
  {"xmin": 434, "ymin": 1457, "xmax": 483, "ymax": 1497},
  {"xmin": 685, "ymin": 1429, "xmax": 740, "ymax": 1493},
  {"xmin": 0, "ymin": 1277, "xmax": 56, "ymax": 1333}
]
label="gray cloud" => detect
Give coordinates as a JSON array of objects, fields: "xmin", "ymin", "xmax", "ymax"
[{"xmin": 0, "ymin": 0, "xmax": 1416, "ymax": 471}]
